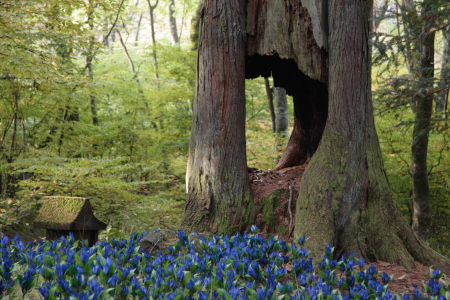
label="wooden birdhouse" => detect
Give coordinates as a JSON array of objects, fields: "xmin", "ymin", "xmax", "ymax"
[{"xmin": 33, "ymin": 196, "xmax": 107, "ymax": 246}]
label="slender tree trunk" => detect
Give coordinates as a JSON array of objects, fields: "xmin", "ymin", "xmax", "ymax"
[
  {"xmin": 436, "ymin": 18, "xmax": 450, "ymax": 117},
  {"xmin": 411, "ymin": 1, "xmax": 435, "ymax": 242},
  {"xmin": 371, "ymin": 0, "xmax": 389, "ymax": 32},
  {"xmin": 264, "ymin": 77, "xmax": 276, "ymax": 133},
  {"xmin": 87, "ymin": 0, "xmax": 98, "ymax": 126},
  {"xmin": 134, "ymin": 12, "xmax": 144, "ymax": 46},
  {"xmin": 146, "ymin": 0, "xmax": 160, "ymax": 83},
  {"xmin": 168, "ymin": 0, "xmax": 179, "ymax": 45},
  {"xmin": 274, "ymin": 86, "xmax": 288, "ymax": 147},
  {"xmin": 182, "ymin": 0, "xmax": 254, "ymax": 233},
  {"xmin": 117, "ymin": 29, "xmax": 149, "ymax": 109},
  {"xmin": 6, "ymin": 88, "xmax": 20, "ymax": 197}
]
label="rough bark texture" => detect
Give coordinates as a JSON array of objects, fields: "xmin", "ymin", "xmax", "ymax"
[
  {"xmin": 411, "ymin": 2, "xmax": 435, "ymax": 242},
  {"xmin": 246, "ymin": 0, "xmax": 328, "ymax": 83},
  {"xmin": 181, "ymin": 0, "xmax": 254, "ymax": 234},
  {"xmin": 293, "ymin": 0, "xmax": 450, "ymax": 273},
  {"xmin": 246, "ymin": 0, "xmax": 328, "ymax": 170},
  {"xmin": 183, "ymin": 0, "xmax": 450, "ymax": 272}
]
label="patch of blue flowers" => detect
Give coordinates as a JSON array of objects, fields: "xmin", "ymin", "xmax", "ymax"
[{"xmin": 0, "ymin": 226, "xmax": 448, "ymax": 299}]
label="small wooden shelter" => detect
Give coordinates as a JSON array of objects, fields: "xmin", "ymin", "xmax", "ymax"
[{"xmin": 33, "ymin": 196, "xmax": 107, "ymax": 246}]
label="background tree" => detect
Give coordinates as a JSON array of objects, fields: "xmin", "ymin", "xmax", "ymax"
[{"xmin": 372, "ymin": 0, "xmax": 450, "ymax": 249}]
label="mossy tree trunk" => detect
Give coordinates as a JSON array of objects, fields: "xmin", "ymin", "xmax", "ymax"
[
  {"xmin": 183, "ymin": 0, "xmax": 450, "ymax": 273},
  {"xmin": 181, "ymin": 0, "xmax": 254, "ymax": 234},
  {"xmin": 295, "ymin": 0, "xmax": 450, "ymax": 273}
]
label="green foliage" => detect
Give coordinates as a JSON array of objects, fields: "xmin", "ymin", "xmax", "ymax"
[
  {"xmin": 245, "ymin": 78, "xmax": 293, "ymax": 171},
  {"xmin": 0, "ymin": 0, "xmax": 194, "ymax": 239},
  {"xmin": 371, "ymin": 0, "xmax": 450, "ymax": 255}
]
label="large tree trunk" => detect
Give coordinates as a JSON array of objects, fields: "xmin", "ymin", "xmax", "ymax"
[
  {"xmin": 183, "ymin": 0, "xmax": 450, "ymax": 272},
  {"xmin": 411, "ymin": 1, "xmax": 435, "ymax": 242},
  {"xmin": 294, "ymin": 0, "xmax": 449, "ymax": 273},
  {"xmin": 181, "ymin": 0, "xmax": 254, "ymax": 233}
]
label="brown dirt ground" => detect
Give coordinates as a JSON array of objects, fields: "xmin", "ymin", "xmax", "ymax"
[{"xmin": 248, "ymin": 164, "xmax": 449, "ymax": 296}]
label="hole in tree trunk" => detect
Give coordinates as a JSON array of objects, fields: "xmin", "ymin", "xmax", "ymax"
[{"xmin": 246, "ymin": 54, "xmax": 328, "ymax": 171}]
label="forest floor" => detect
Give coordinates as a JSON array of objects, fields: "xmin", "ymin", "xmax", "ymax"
[{"xmin": 248, "ymin": 164, "xmax": 448, "ymax": 295}]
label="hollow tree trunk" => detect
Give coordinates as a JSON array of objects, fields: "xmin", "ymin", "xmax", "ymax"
[
  {"xmin": 181, "ymin": 0, "xmax": 254, "ymax": 233},
  {"xmin": 246, "ymin": 1, "xmax": 328, "ymax": 171},
  {"xmin": 294, "ymin": 0, "xmax": 449, "ymax": 273}
]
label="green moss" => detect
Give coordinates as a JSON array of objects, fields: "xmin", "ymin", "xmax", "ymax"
[
  {"xmin": 33, "ymin": 196, "xmax": 88, "ymax": 230},
  {"xmin": 261, "ymin": 189, "xmax": 288, "ymax": 234}
]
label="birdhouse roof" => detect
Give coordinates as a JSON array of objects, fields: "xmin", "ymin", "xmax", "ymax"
[{"xmin": 33, "ymin": 196, "xmax": 107, "ymax": 231}]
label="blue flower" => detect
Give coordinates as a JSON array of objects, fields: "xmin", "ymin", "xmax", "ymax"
[
  {"xmin": 187, "ymin": 279, "xmax": 195, "ymax": 290},
  {"xmin": 0, "ymin": 235, "xmax": 8, "ymax": 247},
  {"xmin": 198, "ymin": 291, "xmax": 208, "ymax": 300},
  {"xmin": 413, "ymin": 286, "xmax": 422, "ymax": 299},
  {"xmin": 427, "ymin": 278, "xmax": 442, "ymax": 295},
  {"xmin": 298, "ymin": 236, "xmax": 306, "ymax": 245},
  {"xmin": 381, "ymin": 272, "xmax": 391, "ymax": 284},
  {"xmin": 176, "ymin": 266, "xmax": 184, "ymax": 281},
  {"xmin": 107, "ymin": 275, "xmax": 120, "ymax": 287},
  {"xmin": 38, "ymin": 285, "xmax": 49, "ymax": 298},
  {"xmin": 91, "ymin": 264, "xmax": 100, "ymax": 275},
  {"xmin": 256, "ymin": 287, "xmax": 266, "ymax": 300},
  {"xmin": 250, "ymin": 225, "xmax": 258, "ymax": 233},
  {"xmin": 358, "ymin": 258, "xmax": 365, "ymax": 268},
  {"xmin": 432, "ymin": 268, "xmax": 441, "ymax": 279},
  {"xmin": 121, "ymin": 285, "xmax": 129, "ymax": 295},
  {"xmin": 228, "ymin": 287, "xmax": 240, "ymax": 300}
]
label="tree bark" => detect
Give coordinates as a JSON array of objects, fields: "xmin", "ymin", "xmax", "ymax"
[
  {"xmin": 87, "ymin": 0, "xmax": 98, "ymax": 126},
  {"xmin": 411, "ymin": 1, "xmax": 435, "ymax": 242},
  {"xmin": 182, "ymin": 0, "xmax": 450, "ymax": 272},
  {"xmin": 146, "ymin": 0, "xmax": 160, "ymax": 83},
  {"xmin": 246, "ymin": 0, "xmax": 328, "ymax": 171},
  {"xmin": 274, "ymin": 86, "xmax": 288, "ymax": 147},
  {"xmin": 264, "ymin": 77, "xmax": 276, "ymax": 133},
  {"xmin": 436, "ymin": 17, "xmax": 450, "ymax": 117},
  {"xmin": 293, "ymin": 0, "xmax": 450, "ymax": 272},
  {"xmin": 134, "ymin": 12, "xmax": 144, "ymax": 46},
  {"xmin": 168, "ymin": 0, "xmax": 179, "ymax": 45},
  {"xmin": 181, "ymin": 0, "xmax": 254, "ymax": 233}
]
